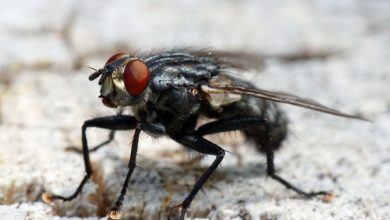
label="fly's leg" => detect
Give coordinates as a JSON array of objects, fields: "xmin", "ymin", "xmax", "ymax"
[
  {"xmin": 108, "ymin": 128, "xmax": 140, "ymax": 219},
  {"xmin": 42, "ymin": 115, "xmax": 137, "ymax": 203},
  {"xmin": 109, "ymin": 123, "xmax": 166, "ymax": 219},
  {"xmin": 66, "ymin": 108, "xmax": 126, "ymax": 153},
  {"xmin": 265, "ymin": 148, "xmax": 329, "ymax": 197},
  {"xmin": 66, "ymin": 130, "xmax": 116, "ymax": 153},
  {"xmin": 171, "ymin": 133, "xmax": 225, "ymax": 220},
  {"xmin": 196, "ymin": 116, "xmax": 267, "ymax": 136},
  {"xmin": 197, "ymin": 116, "xmax": 330, "ymax": 198}
]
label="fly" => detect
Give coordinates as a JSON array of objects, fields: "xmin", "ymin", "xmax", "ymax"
[{"xmin": 42, "ymin": 50, "xmax": 366, "ymax": 219}]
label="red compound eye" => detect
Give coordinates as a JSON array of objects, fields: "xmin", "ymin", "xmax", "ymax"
[
  {"xmin": 123, "ymin": 60, "xmax": 150, "ymax": 96},
  {"xmin": 105, "ymin": 53, "xmax": 128, "ymax": 65}
]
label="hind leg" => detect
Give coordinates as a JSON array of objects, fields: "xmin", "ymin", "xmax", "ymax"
[{"xmin": 197, "ymin": 116, "xmax": 331, "ymax": 197}]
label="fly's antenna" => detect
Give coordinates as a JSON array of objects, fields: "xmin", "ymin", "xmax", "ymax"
[
  {"xmin": 88, "ymin": 66, "xmax": 113, "ymax": 85},
  {"xmin": 86, "ymin": 66, "xmax": 98, "ymax": 72},
  {"xmin": 86, "ymin": 66, "xmax": 101, "ymax": 81},
  {"xmin": 88, "ymin": 69, "xmax": 102, "ymax": 81}
]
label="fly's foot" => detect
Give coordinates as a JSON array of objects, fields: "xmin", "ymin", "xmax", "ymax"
[
  {"xmin": 41, "ymin": 191, "xmax": 75, "ymax": 203},
  {"xmin": 108, "ymin": 200, "xmax": 125, "ymax": 220},
  {"xmin": 302, "ymin": 190, "xmax": 328, "ymax": 198},
  {"xmin": 107, "ymin": 209, "xmax": 123, "ymax": 220},
  {"xmin": 41, "ymin": 192, "xmax": 54, "ymax": 204},
  {"xmin": 171, "ymin": 203, "xmax": 187, "ymax": 220},
  {"xmin": 299, "ymin": 190, "xmax": 336, "ymax": 202},
  {"xmin": 322, "ymin": 191, "xmax": 336, "ymax": 203},
  {"xmin": 64, "ymin": 146, "xmax": 82, "ymax": 153}
]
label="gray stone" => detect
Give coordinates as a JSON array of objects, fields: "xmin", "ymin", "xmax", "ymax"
[{"xmin": 0, "ymin": 1, "xmax": 389, "ymax": 220}]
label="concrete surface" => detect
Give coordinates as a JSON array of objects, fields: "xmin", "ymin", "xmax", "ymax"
[{"xmin": 0, "ymin": 0, "xmax": 389, "ymax": 219}]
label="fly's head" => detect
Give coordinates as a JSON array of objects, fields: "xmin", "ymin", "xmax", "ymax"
[{"xmin": 88, "ymin": 53, "xmax": 151, "ymax": 108}]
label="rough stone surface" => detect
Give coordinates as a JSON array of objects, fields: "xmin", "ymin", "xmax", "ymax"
[{"xmin": 0, "ymin": 1, "xmax": 389, "ymax": 220}]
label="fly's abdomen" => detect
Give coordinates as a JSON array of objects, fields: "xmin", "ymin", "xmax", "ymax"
[
  {"xmin": 215, "ymin": 95, "xmax": 288, "ymax": 153},
  {"xmin": 244, "ymin": 100, "xmax": 288, "ymax": 152}
]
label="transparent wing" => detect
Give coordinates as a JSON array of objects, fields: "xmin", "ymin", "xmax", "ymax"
[
  {"xmin": 203, "ymin": 84, "xmax": 368, "ymax": 121},
  {"xmin": 189, "ymin": 50, "xmax": 265, "ymax": 71}
]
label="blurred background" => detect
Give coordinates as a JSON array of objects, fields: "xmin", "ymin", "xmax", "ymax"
[{"xmin": 0, "ymin": 0, "xmax": 389, "ymax": 219}]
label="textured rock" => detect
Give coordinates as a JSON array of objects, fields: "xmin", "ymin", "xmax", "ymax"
[{"xmin": 0, "ymin": 1, "xmax": 389, "ymax": 220}]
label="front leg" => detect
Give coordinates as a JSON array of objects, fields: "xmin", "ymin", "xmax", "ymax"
[
  {"xmin": 66, "ymin": 108, "xmax": 127, "ymax": 153},
  {"xmin": 108, "ymin": 122, "xmax": 166, "ymax": 219},
  {"xmin": 42, "ymin": 115, "xmax": 137, "ymax": 203},
  {"xmin": 171, "ymin": 133, "xmax": 225, "ymax": 220}
]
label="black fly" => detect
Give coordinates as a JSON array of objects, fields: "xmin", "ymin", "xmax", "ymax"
[{"xmin": 42, "ymin": 50, "xmax": 365, "ymax": 219}]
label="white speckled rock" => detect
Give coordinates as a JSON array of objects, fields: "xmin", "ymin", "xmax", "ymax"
[{"xmin": 0, "ymin": 1, "xmax": 389, "ymax": 220}]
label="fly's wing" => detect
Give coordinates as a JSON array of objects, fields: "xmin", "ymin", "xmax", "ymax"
[
  {"xmin": 202, "ymin": 84, "xmax": 368, "ymax": 121},
  {"xmin": 189, "ymin": 50, "xmax": 265, "ymax": 71}
]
